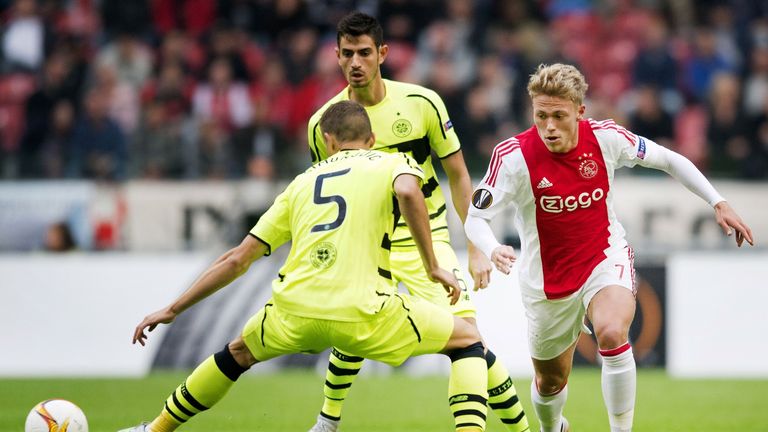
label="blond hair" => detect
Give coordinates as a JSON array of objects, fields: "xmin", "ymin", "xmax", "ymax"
[{"xmin": 527, "ymin": 63, "xmax": 588, "ymax": 105}]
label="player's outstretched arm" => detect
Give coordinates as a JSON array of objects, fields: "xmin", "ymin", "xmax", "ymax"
[
  {"xmin": 714, "ymin": 201, "xmax": 754, "ymax": 247},
  {"xmin": 394, "ymin": 173, "xmax": 461, "ymax": 304},
  {"xmin": 441, "ymin": 151, "xmax": 493, "ymax": 289},
  {"xmin": 132, "ymin": 235, "xmax": 269, "ymax": 346},
  {"xmin": 636, "ymin": 141, "xmax": 755, "ymax": 247}
]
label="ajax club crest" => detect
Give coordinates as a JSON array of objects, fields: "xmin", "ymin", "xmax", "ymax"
[{"xmin": 578, "ymin": 153, "xmax": 598, "ymax": 179}]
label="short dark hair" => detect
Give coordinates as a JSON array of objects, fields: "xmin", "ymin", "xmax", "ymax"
[
  {"xmin": 337, "ymin": 12, "xmax": 384, "ymax": 47},
  {"xmin": 320, "ymin": 100, "xmax": 373, "ymax": 144}
]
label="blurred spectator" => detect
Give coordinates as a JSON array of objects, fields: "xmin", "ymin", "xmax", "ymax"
[
  {"xmin": 377, "ymin": 0, "xmax": 426, "ymax": 45},
  {"xmin": 92, "ymin": 62, "xmax": 139, "ymax": 136},
  {"xmin": 408, "ymin": 19, "xmax": 477, "ymax": 87},
  {"xmin": 95, "ymin": 33, "xmax": 153, "ymax": 90},
  {"xmin": 67, "ymin": 87, "xmax": 127, "ymax": 180},
  {"xmin": 249, "ymin": 58, "xmax": 295, "ymax": 134},
  {"xmin": 100, "ymin": 0, "xmax": 151, "ymax": 40},
  {"xmin": 150, "ymin": 0, "xmax": 216, "ymax": 39},
  {"xmin": 1, "ymin": 0, "xmax": 47, "ymax": 72},
  {"xmin": 683, "ymin": 27, "xmax": 735, "ymax": 102},
  {"xmin": 193, "ymin": 119, "xmax": 231, "ymax": 179},
  {"xmin": 748, "ymin": 93, "xmax": 768, "ymax": 179},
  {"xmin": 140, "ymin": 61, "xmax": 194, "ymax": 122},
  {"xmin": 632, "ymin": 14, "xmax": 681, "ymax": 111},
  {"xmin": 19, "ymin": 99, "xmax": 74, "ymax": 178},
  {"xmin": 192, "ymin": 57, "xmax": 252, "ymax": 133},
  {"xmin": 44, "ymin": 221, "xmax": 76, "ymax": 252},
  {"xmin": 706, "ymin": 73, "xmax": 751, "ymax": 177},
  {"xmin": 131, "ymin": 101, "xmax": 187, "ymax": 179},
  {"xmin": 17, "ymin": 53, "xmax": 77, "ymax": 177},
  {"xmin": 204, "ymin": 25, "xmax": 251, "ymax": 82},
  {"xmin": 628, "ymin": 85, "xmax": 675, "ymax": 149},
  {"xmin": 279, "ymin": 26, "xmax": 319, "ymax": 85},
  {"xmin": 461, "ymin": 85, "xmax": 501, "ymax": 175},
  {"xmin": 258, "ymin": 0, "xmax": 310, "ymax": 45},
  {"xmin": 743, "ymin": 46, "xmax": 768, "ymax": 116},
  {"xmin": 289, "ymin": 42, "xmax": 346, "ymax": 139},
  {"xmin": 231, "ymin": 98, "xmax": 285, "ymax": 180},
  {"xmin": 155, "ymin": 30, "xmax": 206, "ymax": 79}
]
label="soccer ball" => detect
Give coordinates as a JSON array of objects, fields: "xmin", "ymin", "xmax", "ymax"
[{"xmin": 25, "ymin": 399, "xmax": 88, "ymax": 432}]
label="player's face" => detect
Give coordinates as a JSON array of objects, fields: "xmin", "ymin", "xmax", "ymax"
[
  {"xmin": 337, "ymin": 35, "xmax": 387, "ymax": 89},
  {"xmin": 532, "ymin": 95, "xmax": 585, "ymax": 153}
]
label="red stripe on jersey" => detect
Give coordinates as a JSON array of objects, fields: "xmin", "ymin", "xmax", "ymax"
[
  {"xmin": 589, "ymin": 118, "xmax": 637, "ymax": 146},
  {"xmin": 485, "ymin": 138, "xmax": 519, "ymax": 187},
  {"xmin": 599, "ymin": 342, "xmax": 631, "ymax": 357}
]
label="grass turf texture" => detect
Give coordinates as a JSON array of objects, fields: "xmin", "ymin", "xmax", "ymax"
[{"xmin": 2, "ymin": 368, "xmax": 766, "ymax": 431}]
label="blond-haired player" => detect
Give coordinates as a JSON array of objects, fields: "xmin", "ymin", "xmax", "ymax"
[{"xmin": 466, "ymin": 63, "xmax": 753, "ymax": 432}]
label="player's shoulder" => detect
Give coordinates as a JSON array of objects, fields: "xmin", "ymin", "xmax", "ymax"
[
  {"xmin": 308, "ymin": 88, "xmax": 349, "ymax": 126},
  {"xmin": 386, "ymin": 79, "xmax": 442, "ymax": 102},
  {"xmin": 587, "ymin": 118, "xmax": 638, "ymax": 146},
  {"xmin": 490, "ymin": 135, "xmax": 524, "ymax": 162}
]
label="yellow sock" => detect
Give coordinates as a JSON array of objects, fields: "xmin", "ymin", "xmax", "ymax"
[
  {"xmin": 448, "ymin": 343, "xmax": 488, "ymax": 431},
  {"xmin": 487, "ymin": 350, "xmax": 529, "ymax": 431},
  {"xmin": 320, "ymin": 348, "xmax": 364, "ymax": 421},
  {"xmin": 152, "ymin": 347, "xmax": 247, "ymax": 429}
]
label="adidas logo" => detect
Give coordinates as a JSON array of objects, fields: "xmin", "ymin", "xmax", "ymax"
[{"xmin": 536, "ymin": 177, "xmax": 553, "ymax": 189}]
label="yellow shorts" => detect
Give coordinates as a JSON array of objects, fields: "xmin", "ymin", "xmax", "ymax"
[
  {"xmin": 241, "ymin": 294, "xmax": 455, "ymax": 367},
  {"xmin": 391, "ymin": 241, "xmax": 476, "ymax": 318}
]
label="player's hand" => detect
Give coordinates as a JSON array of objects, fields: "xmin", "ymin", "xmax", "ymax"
[
  {"xmin": 133, "ymin": 307, "xmax": 178, "ymax": 346},
  {"xmin": 468, "ymin": 247, "xmax": 492, "ymax": 291},
  {"xmin": 490, "ymin": 245, "xmax": 517, "ymax": 275},
  {"xmin": 714, "ymin": 201, "xmax": 754, "ymax": 247},
  {"xmin": 428, "ymin": 267, "xmax": 462, "ymax": 305}
]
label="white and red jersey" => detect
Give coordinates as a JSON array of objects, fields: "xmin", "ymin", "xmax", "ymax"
[{"xmin": 469, "ymin": 119, "xmax": 652, "ymax": 300}]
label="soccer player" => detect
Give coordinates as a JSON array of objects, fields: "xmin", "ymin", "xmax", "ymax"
[
  {"xmin": 119, "ymin": 101, "xmax": 489, "ymax": 432},
  {"xmin": 465, "ymin": 63, "xmax": 755, "ymax": 432},
  {"xmin": 307, "ymin": 12, "xmax": 529, "ymax": 432}
]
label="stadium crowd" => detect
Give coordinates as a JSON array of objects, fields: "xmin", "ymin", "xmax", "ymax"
[{"xmin": 1, "ymin": 0, "xmax": 767, "ymax": 182}]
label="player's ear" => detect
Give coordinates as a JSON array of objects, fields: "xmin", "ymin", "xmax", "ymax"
[
  {"xmin": 366, "ymin": 132, "xmax": 376, "ymax": 148},
  {"xmin": 378, "ymin": 44, "xmax": 388, "ymax": 64},
  {"xmin": 324, "ymin": 132, "xmax": 339, "ymax": 154},
  {"xmin": 577, "ymin": 104, "xmax": 586, "ymax": 119}
]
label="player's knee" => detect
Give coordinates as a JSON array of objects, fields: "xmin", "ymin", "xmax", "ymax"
[
  {"xmin": 454, "ymin": 316, "xmax": 482, "ymax": 345},
  {"xmin": 226, "ymin": 337, "xmax": 259, "ymax": 369},
  {"xmin": 447, "ymin": 341, "xmax": 485, "ymax": 363},
  {"xmin": 594, "ymin": 322, "xmax": 629, "ymax": 350},
  {"xmin": 536, "ymin": 373, "xmax": 568, "ymax": 396}
]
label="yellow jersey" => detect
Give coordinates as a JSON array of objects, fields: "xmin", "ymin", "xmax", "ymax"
[
  {"xmin": 250, "ymin": 149, "xmax": 424, "ymax": 321},
  {"xmin": 308, "ymin": 79, "xmax": 460, "ymax": 247}
]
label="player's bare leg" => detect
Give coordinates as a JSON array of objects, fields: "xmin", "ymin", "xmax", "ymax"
[
  {"xmin": 588, "ymin": 285, "xmax": 636, "ymax": 432},
  {"xmin": 531, "ymin": 342, "xmax": 576, "ymax": 432}
]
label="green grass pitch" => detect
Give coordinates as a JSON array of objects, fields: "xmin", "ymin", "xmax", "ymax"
[{"xmin": 2, "ymin": 368, "xmax": 766, "ymax": 431}]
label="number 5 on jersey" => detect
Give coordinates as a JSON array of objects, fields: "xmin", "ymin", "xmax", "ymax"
[{"xmin": 311, "ymin": 168, "xmax": 351, "ymax": 233}]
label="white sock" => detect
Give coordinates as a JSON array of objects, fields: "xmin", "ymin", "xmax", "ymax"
[
  {"xmin": 531, "ymin": 380, "xmax": 568, "ymax": 432},
  {"xmin": 600, "ymin": 343, "xmax": 636, "ymax": 432}
]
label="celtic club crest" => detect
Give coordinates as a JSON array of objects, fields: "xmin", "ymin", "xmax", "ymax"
[
  {"xmin": 392, "ymin": 119, "xmax": 412, "ymax": 138},
  {"xmin": 310, "ymin": 242, "xmax": 337, "ymax": 269}
]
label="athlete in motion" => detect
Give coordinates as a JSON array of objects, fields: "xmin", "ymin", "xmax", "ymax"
[
  {"xmin": 307, "ymin": 12, "xmax": 528, "ymax": 432},
  {"xmin": 120, "ymin": 101, "xmax": 489, "ymax": 432},
  {"xmin": 465, "ymin": 63, "xmax": 754, "ymax": 432}
]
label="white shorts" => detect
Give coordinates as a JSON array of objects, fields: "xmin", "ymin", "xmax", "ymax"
[{"xmin": 522, "ymin": 246, "xmax": 636, "ymax": 360}]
